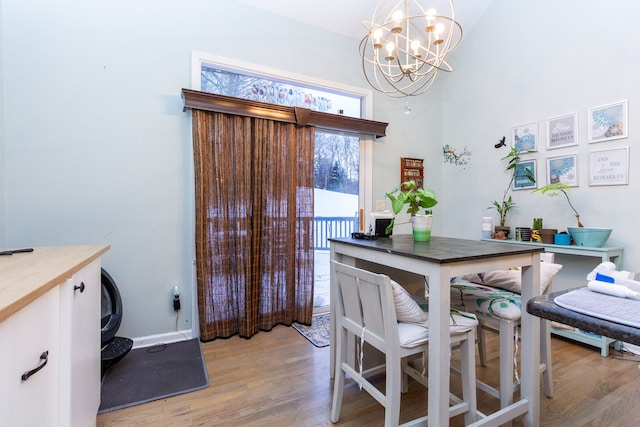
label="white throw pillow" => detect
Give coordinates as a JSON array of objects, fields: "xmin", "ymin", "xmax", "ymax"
[
  {"xmin": 390, "ymin": 279, "xmax": 428, "ymax": 323},
  {"xmin": 460, "ymin": 261, "xmax": 563, "ymax": 294}
]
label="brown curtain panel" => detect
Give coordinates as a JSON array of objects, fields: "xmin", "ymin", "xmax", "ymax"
[{"xmin": 192, "ymin": 109, "xmax": 315, "ymax": 340}]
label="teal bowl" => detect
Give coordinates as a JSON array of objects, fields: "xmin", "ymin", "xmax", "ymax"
[{"xmin": 567, "ymin": 227, "xmax": 612, "ymax": 247}]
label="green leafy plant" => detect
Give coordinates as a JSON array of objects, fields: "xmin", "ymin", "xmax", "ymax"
[
  {"xmin": 385, "ymin": 180, "xmax": 438, "ymax": 234},
  {"xmin": 533, "ymin": 183, "xmax": 584, "ymax": 227},
  {"xmin": 488, "ymin": 147, "xmax": 535, "ymax": 227}
]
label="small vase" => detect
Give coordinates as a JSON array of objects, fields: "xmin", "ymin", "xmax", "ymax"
[{"xmin": 411, "ymin": 214, "xmax": 432, "ymax": 242}]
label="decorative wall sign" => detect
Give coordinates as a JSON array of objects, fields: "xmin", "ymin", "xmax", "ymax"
[
  {"xmin": 547, "ymin": 154, "xmax": 578, "ymax": 186},
  {"xmin": 513, "ymin": 159, "xmax": 537, "ymax": 190},
  {"xmin": 512, "ymin": 122, "xmax": 538, "ymax": 152},
  {"xmin": 589, "ymin": 147, "xmax": 629, "ymax": 186},
  {"xmin": 547, "ymin": 113, "xmax": 578, "ymax": 149},
  {"xmin": 588, "ymin": 100, "xmax": 628, "ymax": 143}
]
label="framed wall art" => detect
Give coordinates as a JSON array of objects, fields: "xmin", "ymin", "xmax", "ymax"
[
  {"xmin": 589, "ymin": 147, "xmax": 629, "ymax": 186},
  {"xmin": 588, "ymin": 100, "xmax": 628, "ymax": 143},
  {"xmin": 547, "ymin": 113, "xmax": 578, "ymax": 149},
  {"xmin": 512, "ymin": 122, "xmax": 538, "ymax": 152},
  {"xmin": 513, "ymin": 159, "xmax": 537, "ymax": 190},
  {"xmin": 547, "ymin": 154, "xmax": 578, "ymax": 186}
]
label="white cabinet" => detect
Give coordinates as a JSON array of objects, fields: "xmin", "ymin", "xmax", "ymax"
[
  {"xmin": 59, "ymin": 258, "xmax": 101, "ymax": 427},
  {"xmin": 0, "ymin": 245, "xmax": 109, "ymax": 427},
  {"xmin": 0, "ymin": 286, "xmax": 61, "ymax": 426}
]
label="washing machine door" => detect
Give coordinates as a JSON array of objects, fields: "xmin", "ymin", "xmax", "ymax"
[{"xmin": 101, "ymin": 268, "xmax": 123, "ymax": 346}]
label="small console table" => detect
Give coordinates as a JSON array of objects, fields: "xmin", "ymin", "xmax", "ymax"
[
  {"xmin": 480, "ymin": 238, "xmax": 623, "ymax": 268},
  {"xmin": 482, "ymin": 238, "xmax": 624, "ymax": 356}
]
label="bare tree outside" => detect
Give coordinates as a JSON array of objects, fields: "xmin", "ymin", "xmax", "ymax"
[{"xmin": 314, "ymin": 133, "xmax": 359, "ymax": 195}]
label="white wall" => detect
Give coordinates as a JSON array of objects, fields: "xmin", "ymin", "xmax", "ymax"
[
  {"xmin": 370, "ymin": 87, "xmax": 444, "ymax": 235},
  {"xmin": 1, "ymin": 0, "xmax": 432, "ymax": 339},
  {"xmin": 441, "ymin": 0, "xmax": 640, "ymax": 287},
  {"xmin": 0, "ymin": 1, "xmax": 5, "ymax": 246}
]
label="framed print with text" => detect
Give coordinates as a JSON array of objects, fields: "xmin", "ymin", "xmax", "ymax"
[
  {"xmin": 512, "ymin": 122, "xmax": 538, "ymax": 152},
  {"xmin": 547, "ymin": 154, "xmax": 578, "ymax": 186},
  {"xmin": 513, "ymin": 159, "xmax": 537, "ymax": 190},
  {"xmin": 589, "ymin": 147, "xmax": 629, "ymax": 186},
  {"xmin": 547, "ymin": 113, "xmax": 578, "ymax": 149},
  {"xmin": 588, "ymin": 100, "xmax": 628, "ymax": 143}
]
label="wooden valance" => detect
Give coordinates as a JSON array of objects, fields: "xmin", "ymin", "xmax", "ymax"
[{"xmin": 182, "ymin": 88, "xmax": 387, "ymax": 138}]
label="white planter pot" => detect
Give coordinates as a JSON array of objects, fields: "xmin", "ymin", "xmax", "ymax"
[{"xmin": 411, "ymin": 214, "xmax": 433, "ymax": 242}]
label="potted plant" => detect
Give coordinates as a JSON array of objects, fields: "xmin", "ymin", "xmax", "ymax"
[
  {"xmin": 385, "ymin": 180, "xmax": 438, "ymax": 241},
  {"xmin": 533, "ymin": 183, "xmax": 584, "ymax": 227},
  {"xmin": 530, "ymin": 217, "xmax": 543, "ymax": 242},
  {"xmin": 488, "ymin": 147, "xmax": 535, "ymax": 237},
  {"xmin": 533, "ymin": 182, "xmax": 612, "ymax": 247}
]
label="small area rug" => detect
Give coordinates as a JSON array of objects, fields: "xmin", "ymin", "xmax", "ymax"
[
  {"xmin": 98, "ymin": 338, "xmax": 209, "ymax": 413},
  {"xmin": 292, "ymin": 312, "xmax": 330, "ymax": 348}
]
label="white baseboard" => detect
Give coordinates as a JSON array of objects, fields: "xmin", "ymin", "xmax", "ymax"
[{"xmin": 132, "ymin": 329, "xmax": 194, "ymax": 349}]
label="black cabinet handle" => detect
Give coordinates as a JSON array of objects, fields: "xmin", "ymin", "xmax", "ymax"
[
  {"xmin": 74, "ymin": 282, "xmax": 85, "ymax": 293},
  {"xmin": 21, "ymin": 351, "xmax": 49, "ymax": 381}
]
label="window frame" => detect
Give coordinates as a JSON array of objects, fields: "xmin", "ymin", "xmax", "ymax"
[{"xmin": 190, "ymin": 50, "xmax": 374, "ymax": 229}]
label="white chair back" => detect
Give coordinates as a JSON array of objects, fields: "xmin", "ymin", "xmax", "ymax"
[{"xmin": 332, "ymin": 260, "xmax": 400, "ymax": 355}]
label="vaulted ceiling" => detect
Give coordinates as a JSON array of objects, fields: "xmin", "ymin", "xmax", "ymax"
[{"xmin": 236, "ymin": 0, "xmax": 494, "ymax": 40}]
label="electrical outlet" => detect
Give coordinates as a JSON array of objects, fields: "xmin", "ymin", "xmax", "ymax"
[
  {"xmin": 375, "ymin": 199, "xmax": 386, "ymax": 211},
  {"xmin": 172, "ymin": 286, "xmax": 181, "ymax": 311}
]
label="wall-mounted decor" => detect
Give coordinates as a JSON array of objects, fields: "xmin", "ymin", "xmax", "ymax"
[
  {"xmin": 547, "ymin": 154, "xmax": 578, "ymax": 187},
  {"xmin": 588, "ymin": 100, "xmax": 628, "ymax": 143},
  {"xmin": 512, "ymin": 122, "xmax": 538, "ymax": 152},
  {"xmin": 442, "ymin": 144, "xmax": 471, "ymax": 167},
  {"xmin": 513, "ymin": 159, "xmax": 537, "ymax": 190},
  {"xmin": 547, "ymin": 113, "xmax": 578, "ymax": 149},
  {"xmin": 589, "ymin": 147, "xmax": 629, "ymax": 186},
  {"xmin": 400, "ymin": 157, "xmax": 424, "ymax": 188}
]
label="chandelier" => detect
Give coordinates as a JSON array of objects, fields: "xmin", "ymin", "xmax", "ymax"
[{"xmin": 360, "ymin": 0, "xmax": 463, "ymax": 97}]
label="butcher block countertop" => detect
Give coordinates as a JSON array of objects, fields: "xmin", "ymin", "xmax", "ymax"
[{"xmin": 0, "ymin": 245, "xmax": 110, "ymax": 323}]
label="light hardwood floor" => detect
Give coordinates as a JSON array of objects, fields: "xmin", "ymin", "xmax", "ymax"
[{"xmin": 97, "ymin": 325, "xmax": 640, "ymax": 426}]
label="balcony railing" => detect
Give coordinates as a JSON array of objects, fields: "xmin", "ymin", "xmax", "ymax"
[{"xmin": 314, "ymin": 215, "xmax": 359, "ymax": 250}]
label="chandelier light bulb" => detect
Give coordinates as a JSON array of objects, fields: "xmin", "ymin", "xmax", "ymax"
[
  {"xmin": 434, "ymin": 23, "xmax": 444, "ymax": 42},
  {"xmin": 386, "ymin": 42, "xmax": 395, "ymax": 55},
  {"xmin": 392, "ymin": 10, "xmax": 403, "ymax": 24},
  {"xmin": 391, "ymin": 9, "xmax": 403, "ymax": 33},
  {"xmin": 385, "ymin": 42, "xmax": 395, "ymax": 61},
  {"xmin": 373, "ymin": 28, "xmax": 383, "ymax": 49},
  {"xmin": 411, "ymin": 39, "xmax": 421, "ymax": 55}
]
